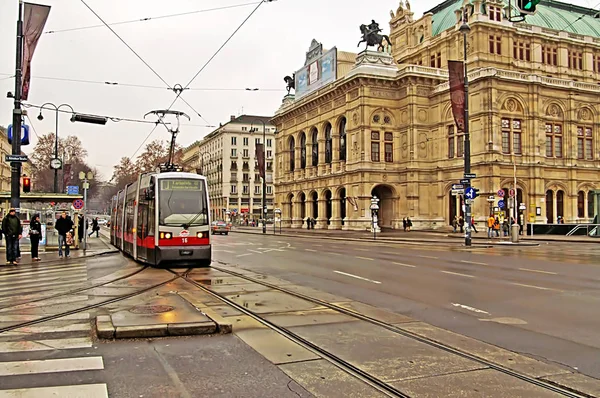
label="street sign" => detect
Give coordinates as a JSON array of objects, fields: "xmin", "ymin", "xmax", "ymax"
[
  {"xmin": 464, "ymin": 187, "xmax": 477, "ymax": 199},
  {"xmin": 460, "ymin": 179, "xmax": 470, "ymax": 184},
  {"xmin": 4, "ymin": 154, "xmax": 28, "ymax": 162},
  {"xmin": 73, "ymin": 199, "xmax": 84, "ymax": 210},
  {"xmin": 509, "ymin": 188, "xmax": 516, "ymax": 197},
  {"xmin": 66, "ymin": 185, "xmax": 79, "ymax": 195},
  {"xmin": 451, "ymin": 189, "xmax": 464, "ymax": 195},
  {"xmin": 498, "ymin": 199, "xmax": 505, "ymax": 209},
  {"xmin": 497, "ymin": 189, "xmax": 505, "ymax": 197},
  {"xmin": 451, "ymin": 184, "xmax": 464, "ymax": 190},
  {"xmin": 464, "ymin": 199, "xmax": 473, "ymax": 205},
  {"xmin": 464, "ymin": 173, "xmax": 476, "ymax": 179},
  {"xmin": 519, "ymin": 203, "xmax": 526, "ymax": 211}
]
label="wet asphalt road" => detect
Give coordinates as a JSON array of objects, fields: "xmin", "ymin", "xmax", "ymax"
[{"xmin": 213, "ymin": 232, "xmax": 600, "ymax": 379}]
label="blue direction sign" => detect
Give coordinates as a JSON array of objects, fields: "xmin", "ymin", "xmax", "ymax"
[
  {"xmin": 465, "ymin": 187, "xmax": 476, "ymax": 199},
  {"xmin": 66, "ymin": 185, "xmax": 79, "ymax": 195},
  {"xmin": 498, "ymin": 199, "xmax": 505, "ymax": 209}
]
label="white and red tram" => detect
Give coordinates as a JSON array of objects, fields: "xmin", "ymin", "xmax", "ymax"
[{"xmin": 110, "ymin": 171, "xmax": 211, "ymax": 266}]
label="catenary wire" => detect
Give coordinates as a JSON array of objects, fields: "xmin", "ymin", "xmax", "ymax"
[
  {"xmin": 129, "ymin": 0, "xmax": 270, "ymax": 160},
  {"xmin": 22, "ymin": 102, "xmax": 161, "ymax": 125},
  {"xmin": 44, "ymin": 2, "xmax": 261, "ymax": 34}
]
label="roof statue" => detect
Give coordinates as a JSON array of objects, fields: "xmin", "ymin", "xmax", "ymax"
[
  {"xmin": 283, "ymin": 74, "xmax": 295, "ymax": 94},
  {"xmin": 358, "ymin": 20, "xmax": 392, "ymax": 52}
]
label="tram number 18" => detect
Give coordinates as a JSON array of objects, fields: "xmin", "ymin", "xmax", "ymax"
[{"xmin": 181, "ymin": 238, "xmax": 188, "ymax": 243}]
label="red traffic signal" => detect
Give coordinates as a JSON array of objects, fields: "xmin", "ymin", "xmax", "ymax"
[{"xmin": 22, "ymin": 177, "xmax": 31, "ymax": 193}]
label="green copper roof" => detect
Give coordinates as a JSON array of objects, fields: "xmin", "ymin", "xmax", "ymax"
[{"xmin": 426, "ymin": 0, "xmax": 600, "ymax": 37}]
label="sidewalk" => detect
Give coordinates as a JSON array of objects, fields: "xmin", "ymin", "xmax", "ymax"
[{"xmin": 231, "ymin": 225, "xmax": 597, "ymax": 245}]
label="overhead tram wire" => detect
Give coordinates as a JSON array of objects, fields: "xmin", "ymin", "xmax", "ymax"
[
  {"xmin": 129, "ymin": 0, "xmax": 272, "ymax": 159},
  {"xmin": 21, "ymin": 102, "xmax": 160, "ymax": 125},
  {"xmin": 44, "ymin": 2, "xmax": 261, "ymax": 34}
]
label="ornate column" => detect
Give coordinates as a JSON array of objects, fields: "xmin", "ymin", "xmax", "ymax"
[
  {"xmin": 329, "ymin": 197, "xmax": 342, "ymax": 229},
  {"xmin": 291, "ymin": 197, "xmax": 303, "ymax": 228},
  {"xmin": 315, "ymin": 199, "xmax": 328, "ymax": 229}
]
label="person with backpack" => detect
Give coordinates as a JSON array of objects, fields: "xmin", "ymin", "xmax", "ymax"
[
  {"xmin": 55, "ymin": 211, "xmax": 74, "ymax": 258},
  {"xmin": 2, "ymin": 208, "xmax": 22, "ymax": 265}
]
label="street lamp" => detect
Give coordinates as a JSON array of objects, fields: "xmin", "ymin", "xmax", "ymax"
[
  {"xmin": 196, "ymin": 150, "xmax": 211, "ymax": 175},
  {"xmin": 249, "ymin": 119, "xmax": 267, "ymax": 234},
  {"xmin": 459, "ymin": 22, "xmax": 472, "ymax": 247},
  {"xmin": 370, "ymin": 196, "xmax": 380, "ymax": 240}
]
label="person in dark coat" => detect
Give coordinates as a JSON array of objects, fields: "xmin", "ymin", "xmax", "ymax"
[
  {"xmin": 89, "ymin": 218, "xmax": 99, "ymax": 238},
  {"xmin": 55, "ymin": 211, "xmax": 74, "ymax": 258},
  {"xmin": 29, "ymin": 214, "xmax": 42, "ymax": 261},
  {"xmin": 78, "ymin": 215, "xmax": 84, "ymax": 243},
  {"xmin": 2, "ymin": 208, "xmax": 22, "ymax": 265}
]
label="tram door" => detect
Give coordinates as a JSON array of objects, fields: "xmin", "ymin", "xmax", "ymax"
[{"xmin": 137, "ymin": 203, "xmax": 148, "ymax": 261}]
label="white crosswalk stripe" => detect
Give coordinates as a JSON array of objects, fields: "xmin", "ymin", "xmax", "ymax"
[{"xmin": 0, "ymin": 262, "xmax": 108, "ymax": 397}]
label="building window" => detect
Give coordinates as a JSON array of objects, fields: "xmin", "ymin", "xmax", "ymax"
[
  {"xmin": 568, "ymin": 50, "xmax": 583, "ymax": 70},
  {"xmin": 512, "ymin": 40, "xmax": 531, "ymax": 61},
  {"xmin": 231, "ymin": 185, "xmax": 237, "ymax": 194},
  {"xmin": 542, "ymin": 46, "xmax": 558, "ymax": 66},
  {"xmin": 448, "ymin": 125, "xmax": 455, "ymax": 158},
  {"xmin": 311, "ymin": 129, "xmax": 319, "ymax": 167},
  {"xmin": 430, "ymin": 52, "xmax": 441, "ymax": 68},
  {"xmin": 241, "ymin": 127, "xmax": 247, "ymax": 132},
  {"xmin": 243, "ymin": 137, "xmax": 249, "ymax": 146},
  {"xmin": 231, "ymin": 148, "xmax": 237, "ymax": 157},
  {"xmin": 242, "ymin": 173, "xmax": 249, "ymax": 182},
  {"xmin": 267, "ymin": 138, "xmax": 272, "ymax": 147},
  {"xmin": 266, "ymin": 185, "xmax": 272, "ymax": 194},
  {"xmin": 325, "ymin": 123, "xmax": 332, "ymax": 164},
  {"xmin": 578, "ymin": 191, "xmax": 585, "ymax": 218},
  {"xmin": 384, "ymin": 132, "xmax": 393, "ymax": 162},
  {"xmin": 545, "ymin": 123, "xmax": 563, "ymax": 158},
  {"xmin": 289, "ymin": 137, "xmax": 295, "ymax": 171},
  {"xmin": 501, "ymin": 118, "xmax": 522, "ymax": 154},
  {"xmin": 266, "ymin": 161, "xmax": 272, "ymax": 171},
  {"xmin": 254, "ymin": 185, "xmax": 261, "ymax": 195},
  {"xmin": 243, "ymin": 161, "xmax": 249, "ymax": 170},
  {"xmin": 267, "ymin": 150, "xmax": 272, "ymax": 158},
  {"xmin": 489, "ymin": 5, "xmax": 502, "ymax": 21},
  {"xmin": 577, "ymin": 126, "xmax": 593, "ymax": 160},
  {"xmin": 255, "ymin": 173, "xmax": 260, "ymax": 181},
  {"xmin": 594, "ymin": 55, "xmax": 600, "ymax": 73},
  {"xmin": 243, "ymin": 185, "xmax": 249, "ymax": 194},
  {"xmin": 255, "ymin": 138, "xmax": 260, "ymax": 145},
  {"xmin": 339, "ymin": 117, "xmax": 347, "ymax": 161},
  {"xmin": 230, "ymin": 161, "xmax": 237, "ymax": 170},
  {"xmin": 231, "ymin": 136, "xmax": 237, "ymax": 145},
  {"xmin": 371, "ymin": 131, "xmax": 380, "ymax": 162},
  {"xmin": 489, "ymin": 35, "xmax": 501, "ymax": 55},
  {"xmin": 242, "ymin": 149, "xmax": 249, "ymax": 157}
]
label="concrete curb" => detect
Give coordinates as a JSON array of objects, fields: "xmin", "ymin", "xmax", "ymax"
[
  {"xmin": 95, "ymin": 315, "xmax": 221, "ymax": 339},
  {"xmin": 230, "ymin": 230, "xmax": 539, "ymax": 247},
  {"xmin": 177, "ymin": 292, "xmax": 233, "ymax": 334}
]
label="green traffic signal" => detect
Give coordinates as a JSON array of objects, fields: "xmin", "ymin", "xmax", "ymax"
[{"xmin": 523, "ymin": 0, "xmax": 541, "ymax": 11}]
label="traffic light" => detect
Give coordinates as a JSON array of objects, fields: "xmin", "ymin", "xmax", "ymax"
[
  {"xmin": 516, "ymin": 0, "xmax": 541, "ymax": 15},
  {"xmin": 22, "ymin": 177, "xmax": 31, "ymax": 193}
]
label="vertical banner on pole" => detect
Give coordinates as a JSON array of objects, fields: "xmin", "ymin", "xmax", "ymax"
[
  {"xmin": 21, "ymin": 3, "xmax": 51, "ymax": 100},
  {"xmin": 448, "ymin": 61, "xmax": 465, "ymax": 133}
]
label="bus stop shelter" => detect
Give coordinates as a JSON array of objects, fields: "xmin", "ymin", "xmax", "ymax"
[{"xmin": 0, "ymin": 192, "xmax": 85, "ymax": 250}]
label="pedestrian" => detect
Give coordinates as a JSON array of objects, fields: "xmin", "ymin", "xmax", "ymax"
[
  {"xmin": 452, "ymin": 216, "xmax": 458, "ymax": 233},
  {"xmin": 29, "ymin": 214, "xmax": 42, "ymax": 262},
  {"xmin": 78, "ymin": 215, "xmax": 84, "ymax": 243},
  {"xmin": 493, "ymin": 217, "xmax": 500, "ymax": 237},
  {"xmin": 403, "ymin": 217, "xmax": 407, "ymax": 231},
  {"xmin": 487, "ymin": 214, "xmax": 495, "ymax": 238},
  {"xmin": 458, "ymin": 216, "xmax": 464, "ymax": 233},
  {"xmin": 471, "ymin": 217, "xmax": 478, "ymax": 233},
  {"xmin": 89, "ymin": 217, "xmax": 99, "ymax": 238},
  {"xmin": 1, "ymin": 208, "xmax": 22, "ymax": 265},
  {"xmin": 55, "ymin": 211, "xmax": 74, "ymax": 258},
  {"xmin": 406, "ymin": 217, "xmax": 412, "ymax": 231}
]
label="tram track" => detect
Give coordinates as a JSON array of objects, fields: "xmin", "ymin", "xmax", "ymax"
[
  {"xmin": 182, "ymin": 263, "xmax": 590, "ymax": 398},
  {"xmin": 0, "ymin": 267, "xmax": 192, "ymax": 334}
]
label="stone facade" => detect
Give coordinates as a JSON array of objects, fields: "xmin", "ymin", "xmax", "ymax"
[{"xmin": 272, "ymin": 0, "xmax": 600, "ymax": 231}]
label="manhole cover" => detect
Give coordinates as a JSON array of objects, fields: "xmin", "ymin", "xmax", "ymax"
[{"xmin": 129, "ymin": 305, "xmax": 174, "ymax": 314}]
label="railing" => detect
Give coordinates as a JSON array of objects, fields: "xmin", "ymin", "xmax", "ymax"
[
  {"xmin": 528, "ymin": 223, "xmax": 600, "ymax": 237},
  {"xmin": 566, "ymin": 224, "xmax": 599, "ymax": 237}
]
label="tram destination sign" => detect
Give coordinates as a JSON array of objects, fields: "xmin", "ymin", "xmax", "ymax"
[{"xmin": 160, "ymin": 179, "xmax": 202, "ymax": 191}]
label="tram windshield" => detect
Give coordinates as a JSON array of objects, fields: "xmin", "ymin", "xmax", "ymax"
[{"xmin": 159, "ymin": 178, "xmax": 209, "ymax": 226}]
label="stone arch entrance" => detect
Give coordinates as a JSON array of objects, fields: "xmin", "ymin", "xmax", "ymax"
[
  {"xmin": 311, "ymin": 191, "xmax": 318, "ymax": 220},
  {"xmin": 338, "ymin": 187, "xmax": 347, "ymax": 226},
  {"xmin": 286, "ymin": 193, "xmax": 294, "ymax": 225},
  {"xmin": 324, "ymin": 190, "xmax": 332, "ymax": 225},
  {"xmin": 299, "ymin": 192, "xmax": 306, "ymax": 223},
  {"xmin": 371, "ymin": 185, "xmax": 396, "ymax": 229}
]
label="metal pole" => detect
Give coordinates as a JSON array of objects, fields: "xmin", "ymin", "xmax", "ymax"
[
  {"xmin": 511, "ymin": 158, "xmax": 519, "ymax": 242},
  {"xmin": 11, "ymin": 1, "xmax": 24, "ymax": 210},
  {"xmin": 462, "ymin": 25, "xmax": 472, "ymax": 247},
  {"xmin": 262, "ymin": 122, "xmax": 267, "ymax": 234},
  {"xmin": 53, "ymin": 108, "xmax": 59, "ymax": 193},
  {"xmin": 82, "ymin": 178, "xmax": 88, "ymax": 251}
]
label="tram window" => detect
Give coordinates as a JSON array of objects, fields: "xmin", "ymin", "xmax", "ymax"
[{"xmin": 159, "ymin": 179, "xmax": 208, "ymax": 226}]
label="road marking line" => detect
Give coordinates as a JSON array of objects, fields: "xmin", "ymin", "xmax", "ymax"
[
  {"xmin": 510, "ymin": 282, "xmax": 555, "ymax": 291},
  {"xmin": 0, "ymin": 313, "xmax": 89, "ymax": 323},
  {"xmin": 313, "ymin": 244, "xmax": 323, "ymax": 247},
  {"xmin": 2, "ymin": 323, "xmax": 90, "ymax": 336},
  {"xmin": 356, "ymin": 256, "xmax": 374, "ymax": 261},
  {"xmin": 304, "ymin": 249, "xmax": 317, "ymax": 252},
  {"xmin": 0, "ymin": 295, "xmax": 89, "ymax": 313},
  {"xmin": 236, "ymin": 253, "xmax": 252, "ymax": 257},
  {"xmin": 418, "ymin": 255, "xmax": 439, "ymax": 259},
  {"xmin": 460, "ymin": 260, "xmax": 488, "ymax": 266},
  {"xmin": 0, "ymin": 337, "xmax": 92, "ymax": 353},
  {"xmin": 518, "ymin": 268, "xmax": 557, "ymax": 275},
  {"xmin": 355, "ymin": 248, "xmax": 369, "ymax": 251},
  {"xmin": 248, "ymin": 249, "xmax": 263, "ymax": 254},
  {"xmin": 452, "ymin": 303, "xmax": 490, "ymax": 315},
  {"xmin": 333, "ymin": 271, "xmax": 381, "ymax": 284},
  {"xmin": 392, "ymin": 262, "xmax": 416, "ymax": 268},
  {"xmin": 441, "ymin": 271, "xmax": 475, "ymax": 278},
  {"xmin": 0, "ymin": 356, "xmax": 104, "ymax": 376},
  {"xmin": 328, "ymin": 252, "xmax": 342, "ymax": 256},
  {"xmin": 0, "ymin": 383, "xmax": 108, "ymax": 398}
]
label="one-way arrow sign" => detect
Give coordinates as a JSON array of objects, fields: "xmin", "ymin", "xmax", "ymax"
[{"xmin": 5, "ymin": 155, "xmax": 28, "ymax": 162}]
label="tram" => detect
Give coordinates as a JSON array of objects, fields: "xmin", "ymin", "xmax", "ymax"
[{"xmin": 110, "ymin": 171, "xmax": 211, "ymax": 266}]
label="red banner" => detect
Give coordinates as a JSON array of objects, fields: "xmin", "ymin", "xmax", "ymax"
[
  {"xmin": 448, "ymin": 60, "xmax": 465, "ymax": 133},
  {"xmin": 255, "ymin": 143, "xmax": 265, "ymax": 179},
  {"xmin": 21, "ymin": 3, "xmax": 51, "ymax": 101}
]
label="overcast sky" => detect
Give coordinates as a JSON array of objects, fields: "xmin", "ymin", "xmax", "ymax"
[{"xmin": 0, "ymin": 0, "xmax": 595, "ymax": 180}]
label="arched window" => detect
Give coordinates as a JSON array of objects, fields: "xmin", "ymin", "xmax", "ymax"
[
  {"xmin": 557, "ymin": 190, "xmax": 564, "ymax": 220},
  {"xmin": 311, "ymin": 129, "xmax": 319, "ymax": 167},
  {"xmin": 546, "ymin": 190, "xmax": 554, "ymax": 223},
  {"xmin": 577, "ymin": 191, "xmax": 585, "ymax": 218},
  {"xmin": 339, "ymin": 118, "xmax": 347, "ymax": 161},
  {"xmin": 588, "ymin": 191, "xmax": 595, "ymax": 220},
  {"xmin": 325, "ymin": 124, "xmax": 332, "ymax": 164},
  {"xmin": 289, "ymin": 136, "xmax": 295, "ymax": 172},
  {"xmin": 300, "ymin": 132, "xmax": 306, "ymax": 169}
]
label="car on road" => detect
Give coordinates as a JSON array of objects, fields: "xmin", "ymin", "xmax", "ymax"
[{"xmin": 211, "ymin": 220, "xmax": 230, "ymax": 235}]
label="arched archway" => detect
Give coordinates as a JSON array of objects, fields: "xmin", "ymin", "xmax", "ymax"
[
  {"xmin": 339, "ymin": 118, "xmax": 347, "ymax": 161},
  {"xmin": 286, "ymin": 193, "xmax": 294, "ymax": 224},
  {"xmin": 311, "ymin": 191, "xmax": 318, "ymax": 220},
  {"xmin": 324, "ymin": 190, "xmax": 332, "ymax": 225},
  {"xmin": 299, "ymin": 132, "xmax": 306, "ymax": 169},
  {"xmin": 311, "ymin": 128, "xmax": 319, "ymax": 167},
  {"xmin": 546, "ymin": 190, "xmax": 554, "ymax": 223},
  {"xmin": 338, "ymin": 187, "xmax": 347, "ymax": 225},
  {"xmin": 500, "ymin": 187, "xmax": 523, "ymax": 220},
  {"xmin": 557, "ymin": 190, "xmax": 564, "ymax": 221},
  {"xmin": 371, "ymin": 185, "xmax": 396, "ymax": 229},
  {"xmin": 448, "ymin": 191, "xmax": 464, "ymax": 225},
  {"xmin": 299, "ymin": 192, "xmax": 306, "ymax": 223},
  {"xmin": 324, "ymin": 123, "xmax": 332, "ymax": 164},
  {"xmin": 288, "ymin": 136, "xmax": 295, "ymax": 171}
]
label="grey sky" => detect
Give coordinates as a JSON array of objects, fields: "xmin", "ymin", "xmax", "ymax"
[{"xmin": 0, "ymin": 0, "xmax": 595, "ymax": 180}]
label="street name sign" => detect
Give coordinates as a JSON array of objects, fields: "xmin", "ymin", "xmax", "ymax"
[
  {"xmin": 460, "ymin": 179, "xmax": 470, "ymax": 184},
  {"xmin": 4, "ymin": 154, "xmax": 28, "ymax": 162},
  {"xmin": 464, "ymin": 173, "xmax": 476, "ymax": 179},
  {"xmin": 451, "ymin": 184, "xmax": 464, "ymax": 190}
]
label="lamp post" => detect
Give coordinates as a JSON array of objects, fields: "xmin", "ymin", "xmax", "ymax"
[
  {"xmin": 37, "ymin": 103, "xmax": 74, "ymax": 193},
  {"xmin": 370, "ymin": 196, "xmax": 380, "ymax": 240},
  {"xmin": 459, "ymin": 22, "xmax": 472, "ymax": 247},
  {"xmin": 197, "ymin": 150, "xmax": 211, "ymax": 175},
  {"xmin": 79, "ymin": 170, "xmax": 93, "ymax": 251},
  {"xmin": 250, "ymin": 119, "xmax": 267, "ymax": 234}
]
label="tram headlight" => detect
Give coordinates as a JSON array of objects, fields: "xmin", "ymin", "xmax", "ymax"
[
  {"xmin": 197, "ymin": 232, "xmax": 207, "ymax": 239},
  {"xmin": 159, "ymin": 232, "xmax": 173, "ymax": 239}
]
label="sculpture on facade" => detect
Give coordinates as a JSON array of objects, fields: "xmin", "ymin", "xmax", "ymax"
[
  {"xmin": 284, "ymin": 74, "xmax": 295, "ymax": 94},
  {"xmin": 358, "ymin": 20, "xmax": 392, "ymax": 51}
]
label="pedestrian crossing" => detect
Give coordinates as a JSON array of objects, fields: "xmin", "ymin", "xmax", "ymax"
[{"xmin": 0, "ymin": 260, "xmax": 109, "ymax": 397}]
